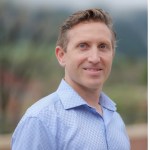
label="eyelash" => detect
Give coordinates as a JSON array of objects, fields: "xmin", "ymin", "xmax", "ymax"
[
  {"xmin": 79, "ymin": 43, "xmax": 88, "ymax": 49},
  {"xmin": 78, "ymin": 43, "xmax": 109, "ymax": 51},
  {"xmin": 99, "ymin": 43, "xmax": 107, "ymax": 49}
]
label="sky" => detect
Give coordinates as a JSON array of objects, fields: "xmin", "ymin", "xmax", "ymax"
[{"xmin": 10, "ymin": 0, "xmax": 147, "ymax": 12}]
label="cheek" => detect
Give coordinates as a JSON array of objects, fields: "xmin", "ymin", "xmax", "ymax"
[
  {"xmin": 65, "ymin": 56, "xmax": 78, "ymax": 71},
  {"xmin": 102, "ymin": 55, "xmax": 113, "ymax": 68},
  {"xmin": 69, "ymin": 54, "xmax": 86, "ymax": 66}
]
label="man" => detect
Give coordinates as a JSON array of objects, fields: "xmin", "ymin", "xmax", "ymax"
[{"xmin": 12, "ymin": 8, "xmax": 130, "ymax": 150}]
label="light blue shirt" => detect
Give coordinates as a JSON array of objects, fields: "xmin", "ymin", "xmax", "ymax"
[{"xmin": 12, "ymin": 79, "xmax": 130, "ymax": 150}]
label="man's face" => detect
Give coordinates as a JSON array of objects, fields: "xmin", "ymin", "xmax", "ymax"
[{"xmin": 56, "ymin": 22, "xmax": 114, "ymax": 92}]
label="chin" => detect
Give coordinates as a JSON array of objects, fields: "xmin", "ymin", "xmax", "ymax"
[{"xmin": 86, "ymin": 82, "xmax": 103, "ymax": 90}]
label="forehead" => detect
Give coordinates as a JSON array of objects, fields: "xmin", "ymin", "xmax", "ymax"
[{"xmin": 67, "ymin": 22, "xmax": 112, "ymax": 43}]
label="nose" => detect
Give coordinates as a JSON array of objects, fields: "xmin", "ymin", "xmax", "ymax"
[{"xmin": 87, "ymin": 49, "xmax": 100, "ymax": 64}]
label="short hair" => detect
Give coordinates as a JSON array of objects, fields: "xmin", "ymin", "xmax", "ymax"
[{"xmin": 56, "ymin": 8, "xmax": 116, "ymax": 51}]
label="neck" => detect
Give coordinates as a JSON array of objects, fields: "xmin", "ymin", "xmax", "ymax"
[
  {"xmin": 70, "ymin": 82, "xmax": 102, "ymax": 108},
  {"xmin": 80, "ymin": 89, "xmax": 100, "ymax": 105},
  {"xmin": 64, "ymin": 78, "xmax": 103, "ymax": 115},
  {"xmin": 78, "ymin": 88, "xmax": 103, "ymax": 115}
]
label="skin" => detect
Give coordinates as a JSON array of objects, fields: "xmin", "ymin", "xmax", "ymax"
[{"xmin": 56, "ymin": 22, "xmax": 114, "ymax": 114}]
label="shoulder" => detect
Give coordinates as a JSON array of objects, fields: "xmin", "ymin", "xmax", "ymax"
[
  {"xmin": 19, "ymin": 91, "xmax": 63, "ymax": 126},
  {"xmin": 113, "ymin": 111, "xmax": 126, "ymax": 126}
]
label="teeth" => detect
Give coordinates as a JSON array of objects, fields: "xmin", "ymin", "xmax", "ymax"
[{"xmin": 86, "ymin": 68, "xmax": 100, "ymax": 71}]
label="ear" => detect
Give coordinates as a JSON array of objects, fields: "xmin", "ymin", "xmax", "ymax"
[{"xmin": 55, "ymin": 46, "xmax": 66, "ymax": 67}]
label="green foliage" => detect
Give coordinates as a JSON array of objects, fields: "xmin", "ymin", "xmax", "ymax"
[
  {"xmin": 104, "ymin": 84, "xmax": 147, "ymax": 124},
  {"xmin": 104, "ymin": 57, "xmax": 147, "ymax": 124}
]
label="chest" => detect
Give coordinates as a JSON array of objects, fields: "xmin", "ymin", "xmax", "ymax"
[{"xmin": 54, "ymin": 108, "xmax": 130, "ymax": 150}]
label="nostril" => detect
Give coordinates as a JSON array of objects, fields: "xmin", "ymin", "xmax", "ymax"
[{"xmin": 88, "ymin": 55, "xmax": 100, "ymax": 64}]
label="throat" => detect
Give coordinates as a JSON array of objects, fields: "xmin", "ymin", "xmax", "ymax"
[
  {"xmin": 77, "ymin": 88, "xmax": 103, "ymax": 114},
  {"xmin": 87, "ymin": 100, "xmax": 103, "ymax": 115},
  {"xmin": 95, "ymin": 104, "xmax": 103, "ymax": 115}
]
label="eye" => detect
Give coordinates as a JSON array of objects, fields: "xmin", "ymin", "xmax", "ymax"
[
  {"xmin": 99, "ymin": 43, "xmax": 107, "ymax": 49},
  {"xmin": 78, "ymin": 43, "xmax": 88, "ymax": 50}
]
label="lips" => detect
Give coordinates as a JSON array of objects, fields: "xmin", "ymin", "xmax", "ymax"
[{"xmin": 83, "ymin": 67, "xmax": 103, "ymax": 72}]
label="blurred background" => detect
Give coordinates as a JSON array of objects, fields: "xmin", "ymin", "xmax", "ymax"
[{"xmin": 0, "ymin": 0, "xmax": 147, "ymax": 149}]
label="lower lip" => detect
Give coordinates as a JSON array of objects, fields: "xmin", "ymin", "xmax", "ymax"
[{"xmin": 84, "ymin": 69, "xmax": 102, "ymax": 76}]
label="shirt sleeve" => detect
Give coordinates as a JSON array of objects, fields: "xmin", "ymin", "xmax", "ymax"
[{"xmin": 11, "ymin": 117, "xmax": 55, "ymax": 150}]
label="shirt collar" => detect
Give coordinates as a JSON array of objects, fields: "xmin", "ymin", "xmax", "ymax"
[
  {"xmin": 56, "ymin": 79, "xmax": 87, "ymax": 110},
  {"xmin": 57, "ymin": 79, "xmax": 116, "ymax": 111},
  {"xmin": 99, "ymin": 92, "xmax": 117, "ymax": 111}
]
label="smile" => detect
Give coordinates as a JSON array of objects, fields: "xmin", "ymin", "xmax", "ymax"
[{"xmin": 83, "ymin": 68, "xmax": 102, "ymax": 72}]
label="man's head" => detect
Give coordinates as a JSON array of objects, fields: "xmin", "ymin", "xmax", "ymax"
[
  {"xmin": 55, "ymin": 8, "xmax": 115, "ymax": 92},
  {"xmin": 56, "ymin": 8, "xmax": 116, "ymax": 51}
]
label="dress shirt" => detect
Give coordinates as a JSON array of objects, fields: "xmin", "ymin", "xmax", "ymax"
[{"xmin": 12, "ymin": 79, "xmax": 130, "ymax": 150}]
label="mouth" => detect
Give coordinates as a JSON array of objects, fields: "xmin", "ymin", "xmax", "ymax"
[{"xmin": 83, "ymin": 68, "xmax": 103, "ymax": 72}]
